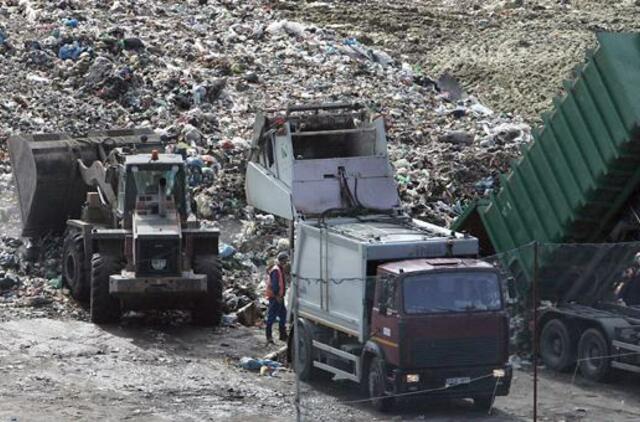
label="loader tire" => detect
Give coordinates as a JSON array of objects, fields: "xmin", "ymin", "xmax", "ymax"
[
  {"xmin": 90, "ymin": 253, "xmax": 122, "ymax": 324},
  {"xmin": 62, "ymin": 230, "xmax": 88, "ymax": 302},
  {"xmin": 192, "ymin": 255, "xmax": 223, "ymax": 326}
]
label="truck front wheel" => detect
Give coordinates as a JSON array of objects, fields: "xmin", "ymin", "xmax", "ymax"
[
  {"xmin": 473, "ymin": 395, "xmax": 495, "ymax": 412},
  {"xmin": 540, "ymin": 319, "xmax": 575, "ymax": 372},
  {"xmin": 578, "ymin": 328, "xmax": 611, "ymax": 382},
  {"xmin": 192, "ymin": 255, "xmax": 223, "ymax": 326},
  {"xmin": 368, "ymin": 357, "xmax": 394, "ymax": 412},
  {"xmin": 90, "ymin": 253, "xmax": 122, "ymax": 324}
]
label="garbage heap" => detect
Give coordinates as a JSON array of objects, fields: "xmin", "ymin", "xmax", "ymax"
[{"xmin": 0, "ymin": 0, "xmax": 530, "ymax": 323}]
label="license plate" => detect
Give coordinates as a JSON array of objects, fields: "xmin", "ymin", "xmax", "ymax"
[{"xmin": 446, "ymin": 377, "xmax": 470, "ymax": 386}]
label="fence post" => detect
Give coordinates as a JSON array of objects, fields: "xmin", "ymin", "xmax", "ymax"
[
  {"xmin": 293, "ymin": 273, "xmax": 301, "ymax": 422},
  {"xmin": 532, "ymin": 241, "xmax": 539, "ymax": 422}
]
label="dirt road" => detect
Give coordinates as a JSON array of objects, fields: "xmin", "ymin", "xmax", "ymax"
[{"xmin": 2, "ymin": 317, "xmax": 640, "ymax": 421}]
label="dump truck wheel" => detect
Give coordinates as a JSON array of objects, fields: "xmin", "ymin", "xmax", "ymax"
[
  {"xmin": 368, "ymin": 357, "xmax": 394, "ymax": 412},
  {"xmin": 90, "ymin": 253, "xmax": 122, "ymax": 324},
  {"xmin": 62, "ymin": 231, "xmax": 87, "ymax": 302},
  {"xmin": 578, "ymin": 328, "xmax": 611, "ymax": 382},
  {"xmin": 292, "ymin": 320, "xmax": 314, "ymax": 381},
  {"xmin": 473, "ymin": 395, "xmax": 495, "ymax": 412},
  {"xmin": 540, "ymin": 319, "xmax": 575, "ymax": 372},
  {"xmin": 192, "ymin": 255, "xmax": 223, "ymax": 326}
]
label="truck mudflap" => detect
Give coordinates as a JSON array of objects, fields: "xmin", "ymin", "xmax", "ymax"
[
  {"xmin": 391, "ymin": 365, "xmax": 512, "ymax": 398},
  {"xmin": 109, "ymin": 272, "xmax": 207, "ymax": 296}
]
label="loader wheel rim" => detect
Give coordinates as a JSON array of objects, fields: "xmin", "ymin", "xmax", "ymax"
[{"xmin": 65, "ymin": 253, "xmax": 77, "ymax": 282}]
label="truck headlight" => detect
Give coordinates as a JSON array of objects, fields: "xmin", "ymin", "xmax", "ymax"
[
  {"xmin": 406, "ymin": 374, "xmax": 420, "ymax": 383},
  {"xmin": 493, "ymin": 369, "xmax": 505, "ymax": 378},
  {"xmin": 152, "ymin": 258, "xmax": 167, "ymax": 271}
]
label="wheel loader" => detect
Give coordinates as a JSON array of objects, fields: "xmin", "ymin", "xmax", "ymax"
[{"xmin": 8, "ymin": 128, "xmax": 222, "ymax": 325}]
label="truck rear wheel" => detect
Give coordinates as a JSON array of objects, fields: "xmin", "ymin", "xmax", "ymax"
[
  {"xmin": 62, "ymin": 230, "xmax": 88, "ymax": 302},
  {"xmin": 192, "ymin": 255, "xmax": 223, "ymax": 326},
  {"xmin": 368, "ymin": 357, "xmax": 394, "ymax": 412},
  {"xmin": 578, "ymin": 328, "xmax": 611, "ymax": 382},
  {"xmin": 540, "ymin": 319, "xmax": 575, "ymax": 372},
  {"xmin": 90, "ymin": 253, "xmax": 122, "ymax": 324},
  {"xmin": 292, "ymin": 319, "xmax": 314, "ymax": 381}
]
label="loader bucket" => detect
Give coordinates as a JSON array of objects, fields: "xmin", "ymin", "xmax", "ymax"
[{"xmin": 8, "ymin": 128, "xmax": 159, "ymax": 237}]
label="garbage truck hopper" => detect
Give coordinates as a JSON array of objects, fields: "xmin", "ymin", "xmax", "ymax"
[
  {"xmin": 452, "ymin": 32, "xmax": 640, "ymax": 297},
  {"xmin": 8, "ymin": 128, "xmax": 161, "ymax": 237}
]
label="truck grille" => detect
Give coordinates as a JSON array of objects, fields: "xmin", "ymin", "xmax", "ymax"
[
  {"xmin": 136, "ymin": 237, "xmax": 179, "ymax": 276},
  {"xmin": 411, "ymin": 336, "xmax": 499, "ymax": 367}
]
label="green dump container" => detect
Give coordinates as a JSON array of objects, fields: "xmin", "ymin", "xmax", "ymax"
[{"xmin": 452, "ymin": 33, "xmax": 640, "ymax": 297}]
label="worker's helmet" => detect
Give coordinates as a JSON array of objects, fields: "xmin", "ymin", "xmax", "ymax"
[{"xmin": 277, "ymin": 251, "xmax": 289, "ymax": 263}]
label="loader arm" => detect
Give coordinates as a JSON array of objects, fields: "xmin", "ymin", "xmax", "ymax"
[{"xmin": 77, "ymin": 159, "xmax": 117, "ymax": 206}]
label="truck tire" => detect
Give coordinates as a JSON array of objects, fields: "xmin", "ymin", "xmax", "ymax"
[
  {"xmin": 473, "ymin": 395, "xmax": 495, "ymax": 412},
  {"xmin": 62, "ymin": 230, "xmax": 88, "ymax": 302},
  {"xmin": 368, "ymin": 357, "xmax": 394, "ymax": 412},
  {"xmin": 292, "ymin": 320, "xmax": 314, "ymax": 381},
  {"xmin": 192, "ymin": 255, "xmax": 223, "ymax": 326},
  {"xmin": 540, "ymin": 319, "xmax": 575, "ymax": 372},
  {"xmin": 90, "ymin": 253, "xmax": 122, "ymax": 324},
  {"xmin": 578, "ymin": 328, "xmax": 611, "ymax": 382}
]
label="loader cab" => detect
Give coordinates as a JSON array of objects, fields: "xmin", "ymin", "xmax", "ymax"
[
  {"xmin": 117, "ymin": 154, "xmax": 188, "ymax": 222},
  {"xmin": 372, "ymin": 259, "xmax": 508, "ymax": 368}
]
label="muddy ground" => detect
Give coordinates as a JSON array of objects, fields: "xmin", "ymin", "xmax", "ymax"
[{"xmin": 2, "ymin": 317, "xmax": 640, "ymax": 421}]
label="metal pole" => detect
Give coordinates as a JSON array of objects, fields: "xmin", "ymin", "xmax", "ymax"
[
  {"xmin": 293, "ymin": 271, "xmax": 301, "ymax": 422},
  {"xmin": 532, "ymin": 241, "xmax": 538, "ymax": 422}
]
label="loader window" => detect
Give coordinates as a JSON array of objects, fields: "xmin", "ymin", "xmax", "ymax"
[
  {"xmin": 117, "ymin": 171, "xmax": 126, "ymax": 215},
  {"xmin": 125, "ymin": 165, "xmax": 187, "ymax": 215},
  {"xmin": 132, "ymin": 166, "xmax": 178, "ymax": 196}
]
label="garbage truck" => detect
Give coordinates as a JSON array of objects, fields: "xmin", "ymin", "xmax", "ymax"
[
  {"xmin": 245, "ymin": 103, "xmax": 512, "ymax": 411},
  {"xmin": 452, "ymin": 33, "xmax": 640, "ymax": 382},
  {"xmin": 8, "ymin": 128, "xmax": 222, "ymax": 325}
]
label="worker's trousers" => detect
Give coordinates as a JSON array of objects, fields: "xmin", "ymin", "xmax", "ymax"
[{"xmin": 266, "ymin": 298, "xmax": 286, "ymax": 339}]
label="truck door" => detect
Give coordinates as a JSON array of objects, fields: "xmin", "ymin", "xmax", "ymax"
[{"xmin": 371, "ymin": 275, "xmax": 401, "ymax": 366}]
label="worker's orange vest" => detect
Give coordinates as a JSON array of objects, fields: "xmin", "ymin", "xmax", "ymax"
[{"xmin": 265, "ymin": 265, "xmax": 285, "ymax": 299}]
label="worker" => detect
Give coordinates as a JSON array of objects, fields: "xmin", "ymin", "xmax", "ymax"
[{"xmin": 265, "ymin": 251, "xmax": 289, "ymax": 344}]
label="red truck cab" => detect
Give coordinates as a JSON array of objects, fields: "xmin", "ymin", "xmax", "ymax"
[{"xmin": 366, "ymin": 258, "xmax": 512, "ymax": 410}]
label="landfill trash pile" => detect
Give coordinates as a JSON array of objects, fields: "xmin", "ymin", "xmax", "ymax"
[
  {"xmin": 0, "ymin": 0, "xmax": 536, "ymax": 321},
  {"xmin": 278, "ymin": 0, "xmax": 640, "ymax": 121}
]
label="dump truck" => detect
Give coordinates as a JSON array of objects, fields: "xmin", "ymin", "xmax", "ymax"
[
  {"xmin": 246, "ymin": 103, "xmax": 511, "ymax": 411},
  {"xmin": 452, "ymin": 33, "xmax": 640, "ymax": 381},
  {"xmin": 9, "ymin": 129, "xmax": 222, "ymax": 325}
]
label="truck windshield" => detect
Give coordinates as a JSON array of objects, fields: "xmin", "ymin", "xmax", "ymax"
[{"xmin": 403, "ymin": 271, "xmax": 502, "ymax": 314}]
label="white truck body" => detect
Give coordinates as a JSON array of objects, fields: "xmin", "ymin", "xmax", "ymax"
[{"xmin": 292, "ymin": 215, "xmax": 479, "ymax": 342}]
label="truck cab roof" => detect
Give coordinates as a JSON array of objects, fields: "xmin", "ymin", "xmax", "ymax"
[{"xmin": 379, "ymin": 258, "xmax": 495, "ymax": 275}]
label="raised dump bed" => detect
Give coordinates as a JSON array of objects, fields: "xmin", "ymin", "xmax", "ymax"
[{"xmin": 452, "ymin": 33, "xmax": 640, "ymax": 296}]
